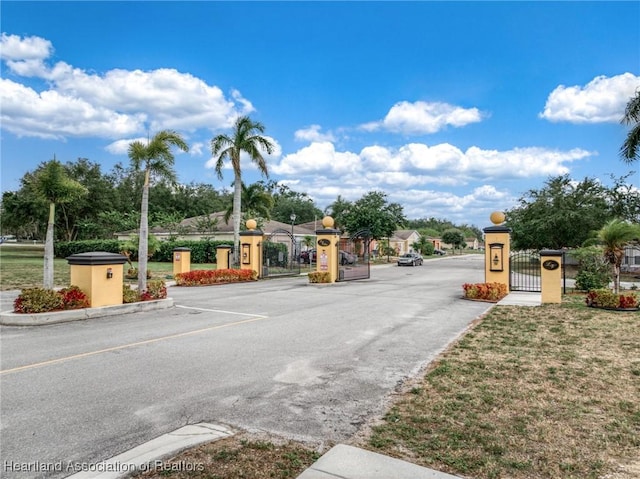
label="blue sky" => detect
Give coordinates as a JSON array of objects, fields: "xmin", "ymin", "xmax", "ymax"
[{"xmin": 1, "ymin": 1, "xmax": 639, "ymax": 228}]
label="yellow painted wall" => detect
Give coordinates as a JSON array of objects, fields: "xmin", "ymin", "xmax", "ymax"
[
  {"xmin": 70, "ymin": 264, "xmax": 124, "ymax": 307},
  {"xmin": 540, "ymin": 253, "xmax": 563, "ymax": 303}
]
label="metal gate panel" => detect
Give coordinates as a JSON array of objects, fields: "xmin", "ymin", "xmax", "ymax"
[
  {"xmin": 337, "ymin": 229, "xmax": 371, "ymax": 282},
  {"xmin": 261, "ymin": 229, "xmax": 300, "ymax": 278},
  {"xmin": 509, "ymin": 251, "xmax": 541, "ymax": 292}
]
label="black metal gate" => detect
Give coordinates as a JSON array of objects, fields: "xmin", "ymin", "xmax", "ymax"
[
  {"xmin": 509, "ymin": 251, "xmax": 541, "ymax": 292},
  {"xmin": 261, "ymin": 229, "xmax": 300, "ymax": 278},
  {"xmin": 337, "ymin": 229, "xmax": 371, "ymax": 281}
]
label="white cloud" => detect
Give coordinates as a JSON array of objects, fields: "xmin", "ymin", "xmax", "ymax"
[
  {"xmin": 0, "ymin": 34, "xmax": 252, "ymax": 140},
  {"xmin": 294, "ymin": 124, "xmax": 335, "ymax": 142},
  {"xmin": 271, "ymin": 141, "xmax": 361, "ymax": 176},
  {"xmin": 540, "ymin": 72, "xmax": 640, "ymax": 123},
  {"xmin": 361, "ymin": 100, "xmax": 484, "ymax": 135},
  {"xmin": 0, "ymin": 33, "xmax": 52, "ymax": 62}
]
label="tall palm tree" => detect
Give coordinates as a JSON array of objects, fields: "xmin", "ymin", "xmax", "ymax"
[
  {"xmin": 128, "ymin": 130, "xmax": 189, "ymax": 292},
  {"xmin": 621, "ymin": 89, "xmax": 640, "ymax": 163},
  {"xmin": 223, "ymin": 182, "xmax": 274, "ymax": 225},
  {"xmin": 32, "ymin": 159, "xmax": 87, "ymax": 289},
  {"xmin": 598, "ymin": 218, "xmax": 640, "ymax": 293},
  {"xmin": 211, "ymin": 116, "xmax": 274, "ymax": 265}
]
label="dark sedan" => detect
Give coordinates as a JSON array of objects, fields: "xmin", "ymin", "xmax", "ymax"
[{"xmin": 397, "ymin": 252, "xmax": 423, "ymax": 266}]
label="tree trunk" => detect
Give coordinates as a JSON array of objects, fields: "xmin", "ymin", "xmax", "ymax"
[
  {"xmin": 138, "ymin": 169, "xmax": 150, "ymax": 293},
  {"xmin": 232, "ymin": 169, "xmax": 242, "ymax": 267},
  {"xmin": 43, "ymin": 202, "xmax": 55, "ymax": 289}
]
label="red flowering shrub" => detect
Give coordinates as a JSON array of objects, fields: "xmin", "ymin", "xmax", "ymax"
[
  {"xmin": 140, "ymin": 280, "xmax": 167, "ymax": 301},
  {"xmin": 175, "ymin": 269, "xmax": 258, "ymax": 286},
  {"xmin": 59, "ymin": 286, "xmax": 90, "ymax": 310},
  {"xmin": 462, "ymin": 282, "xmax": 508, "ymax": 302},
  {"xmin": 586, "ymin": 289, "xmax": 639, "ymax": 309},
  {"xmin": 14, "ymin": 286, "xmax": 89, "ymax": 313}
]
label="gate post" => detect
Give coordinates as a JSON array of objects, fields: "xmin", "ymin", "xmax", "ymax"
[
  {"xmin": 239, "ymin": 219, "xmax": 262, "ymax": 277},
  {"xmin": 316, "ymin": 216, "xmax": 340, "ymax": 283},
  {"xmin": 216, "ymin": 245, "xmax": 232, "ymax": 270},
  {"xmin": 540, "ymin": 250, "xmax": 563, "ymax": 303},
  {"xmin": 482, "ymin": 211, "xmax": 511, "ymax": 291}
]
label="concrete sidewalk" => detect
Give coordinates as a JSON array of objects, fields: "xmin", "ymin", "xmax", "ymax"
[
  {"xmin": 497, "ymin": 291, "xmax": 541, "ymax": 306},
  {"xmin": 296, "ymin": 444, "xmax": 462, "ymax": 479}
]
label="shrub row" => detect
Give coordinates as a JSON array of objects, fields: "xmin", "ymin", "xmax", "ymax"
[
  {"xmin": 462, "ymin": 282, "xmax": 508, "ymax": 302},
  {"xmin": 55, "ymin": 240, "xmax": 122, "ymax": 258},
  {"xmin": 175, "ymin": 269, "xmax": 257, "ymax": 286},
  {"xmin": 123, "ymin": 280, "xmax": 168, "ymax": 303},
  {"xmin": 152, "ymin": 240, "xmax": 233, "ymax": 263},
  {"xmin": 54, "ymin": 239, "xmax": 234, "ymax": 264},
  {"xmin": 14, "ymin": 286, "xmax": 89, "ymax": 313},
  {"xmin": 586, "ymin": 289, "xmax": 639, "ymax": 309},
  {"xmin": 13, "ymin": 282, "xmax": 167, "ymax": 313}
]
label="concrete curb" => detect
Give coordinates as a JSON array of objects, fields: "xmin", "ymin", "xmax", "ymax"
[
  {"xmin": 0, "ymin": 298, "xmax": 174, "ymax": 326},
  {"xmin": 66, "ymin": 423, "xmax": 234, "ymax": 479}
]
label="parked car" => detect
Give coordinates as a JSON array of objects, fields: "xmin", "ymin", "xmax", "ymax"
[
  {"xmin": 397, "ymin": 252, "xmax": 423, "ymax": 266},
  {"xmin": 300, "ymin": 249, "xmax": 317, "ymax": 264},
  {"xmin": 339, "ymin": 250, "xmax": 356, "ymax": 265},
  {"xmin": 434, "ymin": 249, "xmax": 446, "ymax": 256}
]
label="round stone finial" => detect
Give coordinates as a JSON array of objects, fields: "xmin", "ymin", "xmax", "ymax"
[
  {"xmin": 322, "ymin": 216, "xmax": 335, "ymax": 228},
  {"xmin": 490, "ymin": 211, "xmax": 506, "ymax": 225},
  {"xmin": 246, "ymin": 219, "xmax": 257, "ymax": 230}
]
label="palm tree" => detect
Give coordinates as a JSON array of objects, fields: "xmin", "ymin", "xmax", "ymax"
[
  {"xmin": 223, "ymin": 182, "xmax": 274, "ymax": 225},
  {"xmin": 211, "ymin": 116, "xmax": 274, "ymax": 265},
  {"xmin": 128, "ymin": 130, "xmax": 189, "ymax": 292},
  {"xmin": 621, "ymin": 89, "xmax": 640, "ymax": 163},
  {"xmin": 598, "ymin": 218, "xmax": 640, "ymax": 293},
  {"xmin": 32, "ymin": 159, "xmax": 88, "ymax": 289}
]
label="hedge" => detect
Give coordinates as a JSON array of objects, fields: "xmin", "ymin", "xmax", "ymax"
[
  {"xmin": 55, "ymin": 240, "xmax": 122, "ymax": 258},
  {"xmin": 54, "ymin": 239, "xmax": 234, "ymax": 263}
]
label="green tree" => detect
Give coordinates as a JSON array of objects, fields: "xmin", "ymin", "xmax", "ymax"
[
  {"xmin": 506, "ymin": 175, "xmax": 610, "ymax": 250},
  {"xmin": 597, "ymin": 219, "xmax": 640, "ymax": 293},
  {"xmin": 224, "ymin": 182, "xmax": 274, "ymax": 224},
  {"xmin": 442, "ymin": 229, "xmax": 465, "ymax": 254},
  {"xmin": 412, "ymin": 236, "xmax": 435, "ymax": 256},
  {"xmin": 620, "ymin": 89, "xmax": 640, "ymax": 163},
  {"xmin": 211, "ymin": 116, "xmax": 274, "ymax": 265},
  {"xmin": 32, "ymin": 159, "xmax": 88, "ymax": 288},
  {"xmin": 342, "ymin": 191, "xmax": 406, "ymax": 240},
  {"xmin": 325, "ymin": 195, "xmax": 353, "ymax": 233},
  {"xmin": 128, "ymin": 130, "xmax": 189, "ymax": 292}
]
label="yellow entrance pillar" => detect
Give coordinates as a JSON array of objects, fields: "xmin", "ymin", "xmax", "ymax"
[
  {"xmin": 172, "ymin": 247, "xmax": 191, "ymax": 277},
  {"xmin": 482, "ymin": 211, "xmax": 511, "ymax": 290},
  {"xmin": 216, "ymin": 245, "xmax": 232, "ymax": 270},
  {"xmin": 239, "ymin": 219, "xmax": 262, "ymax": 276},
  {"xmin": 540, "ymin": 250, "xmax": 563, "ymax": 303},
  {"xmin": 67, "ymin": 252, "xmax": 128, "ymax": 307},
  {"xmin": 316, "ymin": 216, "xmax": 340, "ymax": 283}
]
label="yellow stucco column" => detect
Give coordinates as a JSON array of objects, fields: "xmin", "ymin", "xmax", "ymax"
[
  {"xmin": 216, "ymin": 245, "xmax": 232, "ymax": 270},
  {"xmin": 67, "ymin": 252, "xmax": 128, "ymax": 307},
  {"xmin": 239, "ymin": 219, "xmax": 262, "ymax": 277},
  {"xmin": 316, "ymin": 216, "xmax": 341, "ymax": 283},
  {"xmin": 173, "ymin": 247, "xmax": 191, "ymax": 276},
  {"xmin": 482, "ymin": 211, "xmax": 511, "ymax": 290},
  {"xmin": 540, "ymin": 250, "xmax": 563, "ymax": 303}
]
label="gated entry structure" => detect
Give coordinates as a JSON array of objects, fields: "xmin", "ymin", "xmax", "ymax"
[
  {"xmin": 261, "ymin": 229, "xmax": 300, "ymax": 278},
  {"xmin": 337, "ymin": 229, "xmax": 371, "ymax": 282},
  {"xmin": 509, "ymin": 251, "xmax": 541, "ymax": 292}
]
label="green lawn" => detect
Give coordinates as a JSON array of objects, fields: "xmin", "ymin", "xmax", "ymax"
[{"xmin": 0, "ymin": 244, "xmax": 218, "ymax": 291}]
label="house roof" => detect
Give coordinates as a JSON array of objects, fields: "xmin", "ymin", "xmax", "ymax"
[
  {"xmin": 391, "ymin": 229, "xmax": 420, "ymax": 241},
  {"xmin": 115, "ymin": 211, "xmax": 317, "ymax": 236}
]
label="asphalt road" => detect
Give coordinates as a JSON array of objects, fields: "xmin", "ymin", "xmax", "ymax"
[{"xmin": 0, "ymin": 255, "xmax": 490, "ymax": 478}]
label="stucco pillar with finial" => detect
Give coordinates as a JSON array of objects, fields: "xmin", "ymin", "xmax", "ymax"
[
  {"xmin": 239, "ymin": 219, "xmax": 262, "ymax": 277},
  {"xmin": 483, "ymin": 211, "xmax": 511, "ymax": 290},
  {"xmin": 315, "ymin": 216, "xmax": 341, "ymax": 283}
]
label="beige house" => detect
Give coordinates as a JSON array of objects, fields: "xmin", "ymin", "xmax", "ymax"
[
  {"xmin": 115, "ymin": 211, "xmax": 316, "ymax": 243},
  {"xmin": 389, "ymin": 230, "xmax": 421, "ymax": 255}
]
